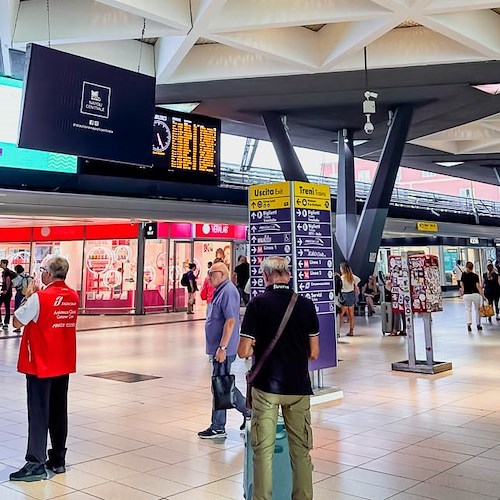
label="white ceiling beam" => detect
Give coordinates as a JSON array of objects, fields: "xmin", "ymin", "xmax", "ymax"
[
  {"xmin": 93, "ymin": 0, "xmax": 192, "ymax": 30},
  {"xmin": 368, "ymin": 0, "xmax": 408, "ymax": 11},
  {"xmin": 207, "ymin": 0, "xmax": 394, "ymax": 33},
  {"xmin": 320, "ymin": 17, "xmax": 401, "ymax": 69},
  {"xmin": 155, "ymin": 0, "xmax": 227, "ymax": 84},
  {"xmin": 420, "ymin": 10, "xmax": 500, "ymax": 58},
  {"xmin": 424, "ymin": 0, "xmax": 500, "ymax": 15},
  {"xmin": 209, "ymin": 27, "xmax": 320, "ymax": 70},
  {"xmin": 13, "ymin": 0, "xmax": 184, "ymax": 48},
  {"xmin": 457, "ymin": 139, "xmax": 500, "ymax": 154},
  {"xmin": 0, "ymin": 0, "xmax": 19, "ymax": 75},
  {"xmin": 331, "ymin": 26, "xmax": 486, "ymax": 72},
  {"xmin": 56, "ymin": 40, "xmax": 155, "ymax": 76},
  {"xmin": 166, "ymin": 44, "xmax": 307, "ymax": 84}
]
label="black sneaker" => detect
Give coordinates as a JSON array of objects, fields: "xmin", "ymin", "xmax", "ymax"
[
  {"xmin": 477, "ymin": 325, "xmax": 483, "ymax": 331},
  {"xmin": 197, "ymin": 427, "xmax": 227, "ymax": 439},
  {"xmin": 10, "ymin": 462, "xmax": 47, "ymax": 482}
]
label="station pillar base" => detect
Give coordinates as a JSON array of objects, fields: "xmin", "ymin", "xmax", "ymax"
[
  {"xmin": 392, "ymin": 360, "xmax": 452, "ymax": 374},
  {"xmin": 311, "ymin": 387, "xmax": 344, "ymax": 405}
]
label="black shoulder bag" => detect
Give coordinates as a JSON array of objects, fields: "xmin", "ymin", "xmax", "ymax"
[{"xmin": 245, "ymin": 293, "xmax": 298, "ymax": 409}]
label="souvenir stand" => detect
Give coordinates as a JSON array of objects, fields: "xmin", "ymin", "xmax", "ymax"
[{"xmin": 389, "ymin": 253, "xmax": 452, "ymax": 374}]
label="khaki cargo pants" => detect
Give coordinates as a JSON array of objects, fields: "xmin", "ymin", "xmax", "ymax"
[{"xmin": 251, "ymin": 388, "xmax": 313, "ymax": 500}]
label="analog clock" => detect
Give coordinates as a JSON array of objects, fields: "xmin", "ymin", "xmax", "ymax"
[{"xmin": 153, "ymin": 119, "xmax": 171, "ymax": 153}]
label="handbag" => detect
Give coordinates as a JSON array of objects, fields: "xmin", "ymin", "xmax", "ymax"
[
  {"xmin": 246, "ymin": 293, "xmax": 298, "ymax": 409},
  {"xmin": 212, "ymin": 362, "xmax": 236, "ymax": 411},
  {"xmin": 479, "ymin": 303, "xmax": 494, "ymax": 318}
]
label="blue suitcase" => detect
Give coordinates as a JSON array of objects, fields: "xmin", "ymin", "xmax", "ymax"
[{"xmin": 244, "ymin": 415, "xmax": 293, "ymax": 499}]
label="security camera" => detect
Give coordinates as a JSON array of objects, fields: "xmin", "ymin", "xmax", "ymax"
[
  {"xmin": 364, "ymin": 91, "xmax": 378, "ymax": 100},
  {"xmin": 364, "ymin": 121, "xmax": 374, "ymax": 134}
]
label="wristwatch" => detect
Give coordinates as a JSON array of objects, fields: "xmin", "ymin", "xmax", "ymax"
[{"xmin": 218, "ymin": 346, "xmax": 227, "ymax": 351}]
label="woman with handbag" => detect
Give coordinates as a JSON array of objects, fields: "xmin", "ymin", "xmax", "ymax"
[
  {"xmin": 483, "ymin": 263, "xmax": 500, "ymax": 322},
  {"xmin": 460, "ymin": 261, "xmax": 485, "ymax": 332},
  {"xmin": 339, "ymin": 262, "xmax": 360, "ymax": 337}
]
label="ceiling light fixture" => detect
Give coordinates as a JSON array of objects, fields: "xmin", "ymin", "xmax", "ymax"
[
  {"xmin": 435, "ymin": 161, "xmax": 464, "ymax": 167},
  {"xmin": 472, "ymin": 84, "xmax": 500, "ymax": 96}
]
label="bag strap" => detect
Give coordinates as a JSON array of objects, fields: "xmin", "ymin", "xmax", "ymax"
[{"xmin": 247, "ymin": 292, "xmax": 298, "ymax": 385}]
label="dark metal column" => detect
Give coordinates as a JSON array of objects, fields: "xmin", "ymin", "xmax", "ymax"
[
  {"xmin": 335, "ymin": 129, "xmax": 356, "ymax": 264},
  {"xmin": 262, "ymin": 112, "xmax": 308, "ymax": 182},
  {"xmin": 348, "ymin": 105, "xmax": 414, "ymax": 285}
]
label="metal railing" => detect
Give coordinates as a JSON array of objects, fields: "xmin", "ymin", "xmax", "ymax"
[{"xmin": 220, "ymin": 163, "xmax": 500, "ymax": 218}]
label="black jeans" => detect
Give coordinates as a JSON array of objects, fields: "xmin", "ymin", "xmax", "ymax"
[
  {"xmin": 0, "ymin": 292, "xmax": 12, "ymax": 324},
  {"xmin": 25, "ymin": 374, "xmax": 69, "ymax": 465}
]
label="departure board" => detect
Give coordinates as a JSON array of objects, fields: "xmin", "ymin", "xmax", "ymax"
[
  {"xmin": 79, "ymin": 108, "xmax": 220, "ymax": 186},
  {"xmin": 152, "ymin": 109, "xmax": 220, "ymax": 185}
]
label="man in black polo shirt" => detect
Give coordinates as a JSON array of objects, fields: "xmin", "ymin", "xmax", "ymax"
[{"xmin": 238, "ymin": 256, "xmax": 319, "ymax": 500}]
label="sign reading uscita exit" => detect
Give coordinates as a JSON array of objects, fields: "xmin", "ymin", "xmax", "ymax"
[{"xmin": 248, "ymin": 181, "xmax": 337, "ymax": 371}]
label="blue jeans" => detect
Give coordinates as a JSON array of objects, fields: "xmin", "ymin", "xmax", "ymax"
[{"xmin": 211, "ymin": 355, "xmax": 249, "ymax": 431}]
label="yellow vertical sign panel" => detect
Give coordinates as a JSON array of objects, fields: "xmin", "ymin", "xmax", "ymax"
[
  {"xmin": 249, "ymin": 181, "xmax": 291, "ymax": 211},
  {"xmin": 293, "ymin": 181, "xmax": 331, "ymax": 210}
]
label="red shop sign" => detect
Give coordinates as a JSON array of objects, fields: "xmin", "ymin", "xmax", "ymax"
[
  {"xmin": 195, "ymin": 223, "xmax": 235, "ymax": 239},
  {"xmin": 33, "ymin": 225, "xmax": 85, "ymax": 241}
]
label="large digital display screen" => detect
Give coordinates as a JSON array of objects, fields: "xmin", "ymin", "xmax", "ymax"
[
  {"xmin": 0, "ymin": 76, "xmax": 77, "ymax": 174},
  {"xmin": 18, "ymin": 44, "xmax": 155, "ymax": 166},
  {"xmin": 79, "ymin": 108, "xmax": 221, "ymax": 186}
]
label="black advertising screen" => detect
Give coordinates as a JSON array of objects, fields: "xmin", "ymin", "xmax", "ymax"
[
  {"xmin": 18, "ymin": 44, "xmax": 155, "ymax": 166},
  {"xmin": 79, "ymin": 108, "xmax": 221, "ymax": 186}
]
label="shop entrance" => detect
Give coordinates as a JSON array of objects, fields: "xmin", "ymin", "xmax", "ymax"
[{"xmin": 170, "ymin": 241, "xmax": 192, "ymax": 312}]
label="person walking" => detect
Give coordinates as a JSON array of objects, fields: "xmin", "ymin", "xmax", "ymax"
[
  {"xmin": 483, "ymin": 263, "xmax": 500, "ymax": 322},
  {"xmin": 186, "ymin": 263, "xmax": 198, "ymax": 315},
  {"xmin": 200, "ymin": 262, "xmax": 216, "ymax": 304},
  {"xmin": 238, "ymin": 256, "xmax": 319, "ymax": 500},
  {"xmin": 0, "ymin": 259, "xmax": 14, "ymax": 329},
  {"xmin": 233, "ymin": 255, "xmax": 250, "ymax": 305},
  {"xmin": 9, "ymin": 256, "xmax": 79, "ymax": 482},
  {"xmin": 453, "ymin": 259, "xmax": 465, "ymax": 289},
  {"xmin": 339, "ymin": 262, "xmax": 360, "ymax": 336},
  {"xmin": 362, "ymin": 275, "xmax": 379, "ymax": 316},
  {"xmin": 460, "ymin": 261, "xmax": 485, "ymax": 332},
  {"xmin": 198, "ymin": 262, "xmax": 250, "ymax": 439},
  {"xmin": 11, "ymin": 265, "xmax": 33, "ymax": 333}
]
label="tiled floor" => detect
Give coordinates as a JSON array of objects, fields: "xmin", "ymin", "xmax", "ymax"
[{"xmin": 1, "ymin": 298, "xmax": 500, "ymax": 499}]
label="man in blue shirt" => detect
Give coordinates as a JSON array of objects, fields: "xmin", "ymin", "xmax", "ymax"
[{"xmin": 198, "ymin": 262, "xmax": 250, "ymax": 439}]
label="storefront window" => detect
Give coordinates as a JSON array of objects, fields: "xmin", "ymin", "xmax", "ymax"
[
  {"xmin": 1, "ymin": 245, "xmax": 31, "ymax": 270},
  {"xmin": 83, "ymin": 239, "xmax": 137, "ymax": 313},
  {"xmin": 144, "ymin": 239, "xmax": 168, "ymax": 312},
  {"xmin": 32, "ymin": 241, "xmax": 83, "ymax": 297}
]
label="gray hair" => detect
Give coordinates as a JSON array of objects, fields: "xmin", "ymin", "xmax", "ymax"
[
  {"xmin": 260, "ymin": 256, "xmax": 290, "ymax": 276},
  {"xmin": 46, "ymin": 256, "xmax": 69, "ymax": 279}
]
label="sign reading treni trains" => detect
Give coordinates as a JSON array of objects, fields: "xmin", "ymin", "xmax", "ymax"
[{"xmin": 248, "ymin": 181, "xmax": 337, "ymax": 371}]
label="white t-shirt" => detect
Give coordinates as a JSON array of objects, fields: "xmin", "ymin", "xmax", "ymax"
[
  {"xmin": 14, "ymin": 293, "xmax": 40, "ymax": 324},
  {"xmin": 453, "ymin": 265, "xmax": 464, "ymax": 281},
  {"xmin": 341, "ymin": 274, "xmax": 360, "ymax": 293}
]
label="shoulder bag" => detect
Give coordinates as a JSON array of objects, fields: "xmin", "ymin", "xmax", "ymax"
[
  {"xmin": 212, "ymin": 359, "xmax": 237, "ymax": 411},
  {"xmin": 245, "ymin": 292, "xmax": 298, "ymax": 409}
]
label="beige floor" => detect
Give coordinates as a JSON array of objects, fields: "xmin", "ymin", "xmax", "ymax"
[{"xmin": 0, "ymin": 299, "xmax": 500, "ymax": 499}]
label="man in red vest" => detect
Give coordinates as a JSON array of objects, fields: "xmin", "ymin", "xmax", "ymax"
[{"xmin": 10, "ymin": 256, "xmax": 78, "ymax": 482}]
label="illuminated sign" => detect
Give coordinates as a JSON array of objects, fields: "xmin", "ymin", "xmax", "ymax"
[{"xmin": 416, "ymin": 221, "xmax": 439, "ymax": 232}]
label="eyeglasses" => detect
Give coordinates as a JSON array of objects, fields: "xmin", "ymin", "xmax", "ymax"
[
  {"xmin": 40, "ymin": 267, "xmax": 48, "ymax": 273},
  {"xmin": 208, "ymin": 270, "xmax": 223, "ymax": 277}
]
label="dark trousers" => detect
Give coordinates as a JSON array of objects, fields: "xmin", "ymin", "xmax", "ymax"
[
  {"xmin": 26, "ymin": 374, "xmax": 69, "ymax": 465},
  {"xmin": 0, "ymin": 293, "xmax": 12, "ymax": 324},
  {"xmin": 485, "ymin": 293, "xmax": 500, "ymax": 316},
  {"xmin": 14, "ymin": 290, "xmax": 25, "ymax": 310}
]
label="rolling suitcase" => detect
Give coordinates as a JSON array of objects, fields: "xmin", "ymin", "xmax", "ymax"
[
  {"xmin": 244, "ymin": 415, "xmax": 293, "ymax": 499},
  {"xmin": 381, "ymin": 302, "xmax": 393, "ymax": 335}
]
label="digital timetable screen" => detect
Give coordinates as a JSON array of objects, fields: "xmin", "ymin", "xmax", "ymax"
[
  {"xmin": 79, "ymin": 108, "xmax": 221, "ymax": 186},
  {"xmin": 152, "ymin": 109, "xmax": 220, "ymax": 185}
]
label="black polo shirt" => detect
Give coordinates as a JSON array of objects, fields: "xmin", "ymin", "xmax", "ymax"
[{"xmin": 240, "ymin": 284, "xmax": 319, "ymax": 395}]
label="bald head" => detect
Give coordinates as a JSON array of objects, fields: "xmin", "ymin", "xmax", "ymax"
[{"xmin": 208, "ymin": 262, "xmax": 229, "ymax": 288}]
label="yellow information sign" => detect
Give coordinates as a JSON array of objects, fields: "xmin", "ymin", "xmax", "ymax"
[
  {"xmin": 416, "ymin": 221, "xmax": 439, "ymax": 232},
  {"xmin": 293, "ymin": 181, "xmax": 331, "ymax": 210},
  {"xmin": 249, "ymin": 181, "xmax": 291, "ymax": 211}
]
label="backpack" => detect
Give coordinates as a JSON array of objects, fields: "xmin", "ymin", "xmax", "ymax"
[
  {"xmin": 180, "ymin": 272, "xmax": 189, "ymax": 287},
  {"xmin": 20, "ymin": 274, "xmax": 33, "ymax": 296}
]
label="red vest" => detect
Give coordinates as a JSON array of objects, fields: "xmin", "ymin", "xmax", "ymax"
[{"xmin": 17, "ymin": 281, "xmax": 79, "ymax": 378}]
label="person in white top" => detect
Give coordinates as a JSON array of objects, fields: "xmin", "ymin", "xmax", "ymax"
[
  {"xmin": 453, "ymin": 260, "xmax": 464, "ymax": 289},
  {"xmin": 339, "ymin": 262, "xmax": 360, "ymax": 337}
]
